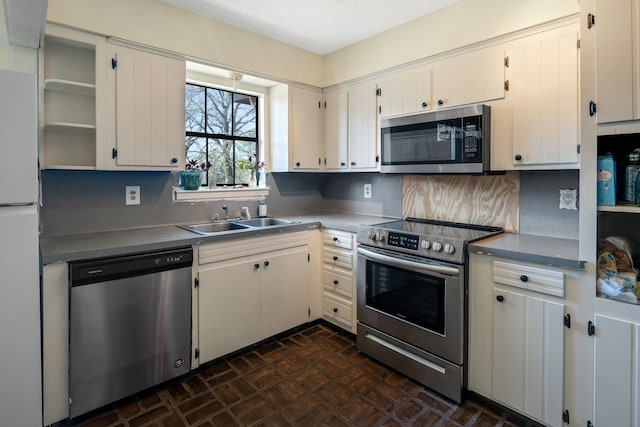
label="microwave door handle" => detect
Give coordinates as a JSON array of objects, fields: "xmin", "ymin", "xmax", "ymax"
[{"xmin": 357, "ymin": 247, "xmax": 459, "ymax": 277}]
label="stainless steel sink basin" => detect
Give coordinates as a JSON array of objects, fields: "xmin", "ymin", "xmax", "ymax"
[
  {"xmin": 235, "ymin": 218, "xmax": 293, "ymax": 227},
  {"xmin": 179, "ymin": 221, "xmax": 249, "ymax": 235}
]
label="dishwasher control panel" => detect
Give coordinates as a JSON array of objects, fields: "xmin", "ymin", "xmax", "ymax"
[{"xmin": 70, "ymin": 247, "xmax": 193, "ymax": 286}]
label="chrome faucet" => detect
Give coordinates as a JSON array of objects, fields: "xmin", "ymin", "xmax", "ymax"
[
  {"xmin": 241, "ymin": 206, "xmax": 251, "ymax": 220},
  {"xmin": 222, "ymin": 204, "xmax": 229, "ymax": 220}
]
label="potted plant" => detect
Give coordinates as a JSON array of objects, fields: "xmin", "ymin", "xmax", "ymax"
[{"xmin": 181, "ymin": 159, "xmax": 211, "ymax": 190}]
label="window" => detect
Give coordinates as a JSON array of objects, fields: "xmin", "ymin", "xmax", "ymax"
[{"xmin": 185, "ymin": 83, "xmax": 259, "ymax": 187}]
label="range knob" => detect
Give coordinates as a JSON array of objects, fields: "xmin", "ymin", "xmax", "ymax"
[
  {"xmin": 377, "ymin": 232, "xmax": 386, "ymax": 242},
  {"xmin": 421, "ymin": 240, "xmax": 431, "ymax": 250},
  {"xmin": 432, "ymin": 241, "xmax": 443, "ymax": 252},
  {"xmin": 444, "ymin": 243, "xmax": 455, "ymax": 254},
  {"xmin": 368, "ymin": 230, "xmax": 377, "ymax": 240}
]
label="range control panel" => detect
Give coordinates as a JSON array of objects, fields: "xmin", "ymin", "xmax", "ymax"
[{"xmin": 387, "ymin": 232, "xmax": 419, "ymax": 251}]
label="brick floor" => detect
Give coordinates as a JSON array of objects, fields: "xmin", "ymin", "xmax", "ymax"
[{"xmin": 62, "ymin": 322, "xmax": 542, "ymax": 427}]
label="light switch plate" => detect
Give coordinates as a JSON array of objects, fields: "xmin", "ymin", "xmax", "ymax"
[{"xmin": 126, "ymin": 186, "xmax": 140, "ymax": 205}]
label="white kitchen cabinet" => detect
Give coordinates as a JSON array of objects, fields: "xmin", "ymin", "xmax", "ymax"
[
  {"xmin": 588, "ymin": 0, "xmax": 638, "ymax": 123},
  {"xmin": 432, "ymin": 46, "xmax": 505, "ymax": 110},
  {"xmin": 42, "ymin": 262, "xmax": 69, "ymax": 425},
  {"xmin": 270, "ymin": 84, "xmax": 323, "ymax": 171},
  {"xmin": 40, "ymin": 25, "xmax": 100, "ymax": 170},
  {"xmin": 322, "ymin": 229, "xmax": 357, "ymax": 333},
  {"xmin": 593, "ymin": 312, "xmax": 640, "ymax": 427},
  {"xmin": 103, "ymin": 44, "xmax": 185, "ymax": 170},
  {"xmin": 378, "ymin": 64, "xmax": 432, "ymax": 118},
  {"xmin": 468, "ymin": 254, "xmax": 566, "ymax": 427},
  {"xmin": 323, "ymin": 88, "xmax": 349, "ymax": 170},
  {"xmin": 195, "ymin": 232, "xmax": 310, "ymax": 366},
  {"xmin": 510, "ymin": 24, "xmax": 579, "ymax": 168},
  {"xmin": 348, "ymin": 81, "xmax": 379, "ymax": 170}
]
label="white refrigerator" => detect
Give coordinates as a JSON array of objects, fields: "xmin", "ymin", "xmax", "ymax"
[{"xmin": 0, "ymin": 69, "xmax": 42, "ymax": 426}]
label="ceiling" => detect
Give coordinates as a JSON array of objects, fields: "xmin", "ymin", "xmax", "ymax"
[{"xmin": 161, "ymin": 0, "xmax": 459, "ymax": 55}]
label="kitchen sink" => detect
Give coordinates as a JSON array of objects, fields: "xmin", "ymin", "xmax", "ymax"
[
  {"xmin": 235, "ymin": 218, "xmax": 293, "ymax": 227},
  {"xmin": 179, "ymin": 221, "xmax": 249, "ymax": 235}
]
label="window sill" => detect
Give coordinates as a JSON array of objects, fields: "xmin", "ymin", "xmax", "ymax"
[{"xmin": 173, "ymin": 186, "xmax": 270, "ymax": 202}]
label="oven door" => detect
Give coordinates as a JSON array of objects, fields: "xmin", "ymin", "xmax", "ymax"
[{"xmin": 357, "ymin": 245, "xmax": 464, "ymax": 365}]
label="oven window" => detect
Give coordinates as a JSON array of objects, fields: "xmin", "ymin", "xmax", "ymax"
[{"xmin": 365, "ymin": 259, "xmax": 445, "ymax": 335}]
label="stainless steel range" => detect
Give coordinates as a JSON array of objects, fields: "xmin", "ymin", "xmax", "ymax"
[{"xmin": 356, "ymin": 218, "xmax": 502, "ymax": 402}]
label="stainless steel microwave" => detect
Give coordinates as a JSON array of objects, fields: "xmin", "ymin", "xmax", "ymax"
[{"xmin": 380, "ymin": 104, "xmax": 491, "ymax": 174}]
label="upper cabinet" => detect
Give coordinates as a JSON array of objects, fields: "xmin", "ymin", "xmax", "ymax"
[
  {"xmin": 510, "ymin": 24, "xmax": 580, "ymax": 168},
  {"xmin": 102, "ymin": 44, "xmax": 185, "ymax": 170},
  {"xmin": 432, "ymin": 46, "xmax": 506, "ymax": 110},
  {"xmin": 378, "ymin": 64, "xmax": 432, "ymax": 118},
  {"xmin": 348, "ymin": 81, "xmax": 380, "ymax": 170},
  {"xmin": 323, "ymin": 88, "xmax": 349, "ymax": 170},
  {"xmin": 270, "ymin": 85, "xmax": 323, "ymax": 172},
  {"xmin": 589, "ymin": 0, "xmax": 637, "ymax": 124},
  {"xmin": 40, "ymin": 25, "xmax": 186, "ymax": 171},
  {"xmin": 40, "ymin": 26, "xmax": 100, "ymax": 170}
]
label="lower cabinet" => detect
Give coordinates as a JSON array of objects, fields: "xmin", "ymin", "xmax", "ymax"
[
  {"xmin": 593, "ymin": 312, "xmax": 640, "ymax": 427},
  {"xmin": 195, "ymin": 232, "xmax": 310, "ymax": 366},
  {"xmin": 468, "ymin": 254, "xmax": 566, "ymax": 427},
  {"xmin": 322, "ymin": 229, "xmax": 357, "ymax": 333}
]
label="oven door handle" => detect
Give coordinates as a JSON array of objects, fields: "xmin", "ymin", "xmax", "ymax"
[{"xmin": 357, "ymin": 247, "xmax": 460, "ymax": 277}]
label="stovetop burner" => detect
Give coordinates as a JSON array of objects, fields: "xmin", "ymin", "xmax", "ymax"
[{"xmin": 356, "ymin": 218, "xmax": 503, "ymax": 264}]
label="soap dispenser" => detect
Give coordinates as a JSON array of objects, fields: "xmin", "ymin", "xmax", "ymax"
[{"xmin": 258, "ymin": 199, "xmax": 267, "ymax": 218}]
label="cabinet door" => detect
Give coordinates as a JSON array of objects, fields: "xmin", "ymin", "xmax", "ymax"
[
  {"xmin": 291, "ymin": 87, "xmax": 322, "ymax": 170},
  {"xmin": 408, "ymin": 64, "xmax": 433, "ymax": 114},
  {"xmin": 198, "ymin": 258, "xmax": 261, "ymax": 364},
  {"xmin": 261, "ymin": 247, "xmax": 309, "ymax": 338},
  {"xmin": 593, "ymin": 0, "xmax": 636, "ymax": 123},
  {"xmin": 378, "ymin": 74, "xmax": 405, "ymax": 118},
  {"xmin": 511, "ymin": 26, "xmax": 579, "ymax": 166},
  {"xmin": 324, "ymin": 89, "xmax": 349, "ymax": 170},
  {"xmin": 348, "ymin": 81, "xmax": 379, "ymax": 170},
  {"xmin": 594, "ymin": 314, "xmax": 640, "ymax": 427},
  {"xmin": 108, "ymin": 45, "xmax": 185, "ymax": 169},
  {"xmin": 492, "ymin": 288, "xmax": 564, "ymax": 427}
]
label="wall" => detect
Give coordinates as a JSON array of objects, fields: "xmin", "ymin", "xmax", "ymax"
[
  {"xmin": 46, "ymin": 0, "xmax": 324, "ymax": 87},
  {"xmin": 40, "ymin": 170, "xmax": 403, "ymax": 236}
]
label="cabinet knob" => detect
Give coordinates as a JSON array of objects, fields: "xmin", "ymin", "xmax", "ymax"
[
  {"xmin": 333, "ymin": 256, "xmax": 338, "ymax": 261},
  {"xmin": 496, "ymin": 295, "xmax": 504, "ymax": 302},
  {"xmin": 254, "ymin": 263, "xmax": 260, "ymax": 269},
  {"xmin": 295, "ymin": 162, "xmax": 301, "ymax": 167},
  {"xmin": 264, "ymin": 261, "xmax": 270, "ymax": 267},
  {"xmin": 351, "ymin": 161, "xmax": 356, "ymax": 166},
  {"xmin": 171, "ymin": 157, "xmax": 178, "ymax": 164},
  {"xmin": 421, "ymin": 102, "xmax": 428, "ymax": 108},
  {"xmin": 514, "ymin": 154, "xmax": 522, "ymax": 161},
  {"xmin": 340, "ymin": 162, "xmax": 346, "ymax": 167},
  {"xmin": 519, "ymin": 274, "xmax": 529, "ymax": 282},
  {"xmin": 437, "ymin": 99, "xmax": 444, "ymax": 106},
  {"xmin": 333, "ymin": 237, "xmax": 338, "ymax": 242},
  {"xmin": 333, "ymin": 280, "xmax": 339, "ymax": 285},
  {"xmin": 333, "ymin": 307, "xmax": 338, "ymax": 313}
]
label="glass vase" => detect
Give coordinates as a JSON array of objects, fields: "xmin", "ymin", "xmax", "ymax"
[{"xmin": 248, "ymin": 170, "xmax": 257, "ymax": 188}]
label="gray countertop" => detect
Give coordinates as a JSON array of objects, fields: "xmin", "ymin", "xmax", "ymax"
[
  {"xmin": 468, "ymin": 232, "xmax": 586, "ymax": 270},
  {"xmin": 40, "ymin": 212, "xmax": 394, "ymax": 264}
]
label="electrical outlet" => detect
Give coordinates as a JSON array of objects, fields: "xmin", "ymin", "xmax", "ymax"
[
  {"xmin": 364, "ymin": 183, "xmax": 372, "ymax": 199},
  {"xmin": 126, "ymin": 186, "xmax": 140, "ymax": 205}
]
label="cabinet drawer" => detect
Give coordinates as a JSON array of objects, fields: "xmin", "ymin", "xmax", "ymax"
[
  {"xmin": 323, "ymin": 247, "xmax": 353, "ymax": 270},
  {"xmin": 323, "ymin": 293, "xmax": 352, "ymax": 328},
  {"xmin": 323, "ymin": 267, "xmax": 353, "ymax": 298},
  {"xmin": 493, "ymin": 260, "xmax": 564, "ymax": 297},
  {"xmin": 323, "ymin": 229, "xmax": 353, "ymax": 250}
]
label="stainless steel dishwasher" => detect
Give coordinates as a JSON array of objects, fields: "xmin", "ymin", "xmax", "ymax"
[{"xmin": 69, "ymin": 247, "xmax": 193, "ymax": 419}]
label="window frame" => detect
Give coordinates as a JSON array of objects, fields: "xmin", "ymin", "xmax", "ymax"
[{"xmin": 185, "ymin": 82, "xmax": 260, "ymax": 187}]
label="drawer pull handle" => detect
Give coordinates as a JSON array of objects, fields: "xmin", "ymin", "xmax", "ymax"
[
  {"xmin": 333, "ymin": 256, "xmax": 338, "ymax": 261},
  {"xmin": 519, "ymin": 275, "xmax": 529, "ymax": 282},
  {"xmin": 333, "ymin": 307, "xmax": 338, "ymax": 313},
  {"xmin": 333, "ymin": 280, "xmax": 339, "ymax": 285},
  {"xmin": 496, "ymin": 295, "xmax": 504, "ymax": 302}
]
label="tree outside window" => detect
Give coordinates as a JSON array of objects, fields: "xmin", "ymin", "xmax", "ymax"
[{"xmin": 185, "ymin": 83, "xmax": 259, "ymax": 187}]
